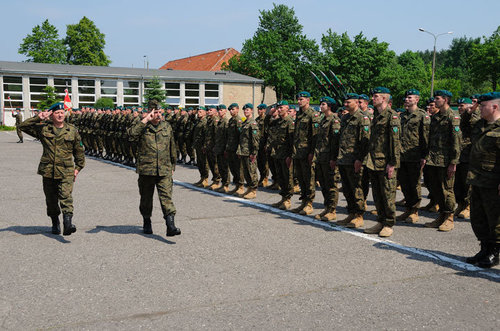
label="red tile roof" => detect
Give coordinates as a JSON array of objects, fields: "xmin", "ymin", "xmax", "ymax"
[{"xmin": 159, "ymin": 48, "xmax": 240, "ymax": 71}]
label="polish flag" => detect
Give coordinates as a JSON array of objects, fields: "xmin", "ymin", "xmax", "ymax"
[{"xmin": 64, "ymin": 89, "xmax": 72, "ymax": 110}]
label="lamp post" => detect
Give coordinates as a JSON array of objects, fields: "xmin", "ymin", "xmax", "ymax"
[
  {"xmin": 143, "ymin": 55, "xmax": 149, "ymax": 70},
  {"xmin": 418, "ymin": 28, "xmax": 453, "ymax": 96}
]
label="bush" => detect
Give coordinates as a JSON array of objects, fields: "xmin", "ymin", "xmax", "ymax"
[
  {"xmin": 95, "ymin": 97, "xmax": 115, "ymax": 109},
  {"xmin": 0, "ymin": 125, "xmax": 16, "ymax": 131}
]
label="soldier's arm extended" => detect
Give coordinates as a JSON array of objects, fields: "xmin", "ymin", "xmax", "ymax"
[
  {"xmin": 73, "ymin": 130, "xmax": 85, "ymax": 172},
  {"xmin": 18, "ymin": 116, "xmax": 44, "ymax": 138},
  {"xmin": 128, "ymin": 120, "xmax": 148, "ymax": 139}
]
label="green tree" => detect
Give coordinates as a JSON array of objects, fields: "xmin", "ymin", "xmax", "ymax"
[
  {"xmin": 143, "ymin": 77, "xmax": 166, "ymax": 106},
  {"xmin": 95, "ymin": 97, "xmax": 115, "ymax": 109},
  {"xmin": 470, "ymin": 26, "xmax": 500, "ymax": 91},
  {"xmin": 38, "ymin": 86, "xmax": 61, "ymax": 110},
  {"xmin": 18, "ymin": 19, "xmax": 67, "ymax": 64},
  {"xmin": 223, "ymin": 4, "xmax": 318, "ymax": 100},
  {"xmin": 65, "ymin": 16, "xmax": 111, "ymax": 66}
]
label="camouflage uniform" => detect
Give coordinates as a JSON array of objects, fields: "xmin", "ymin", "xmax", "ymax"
[
  {"xmin": 270, "ymin": 115, "xmax": 294, "ymax": 200},
  {"xmin": 13, "ymin": 111, "xmax": 23, "ymax": 142},
  {"xmin": 237, "ymin": 117, "xmax": 259, "ymax": 189},
  {"xmin": 256, "ymin": 113, "xmax": 269, "ymax": 184},
  {"xmin": 226, "ymin": 115, "xmax": 244, "ymax": 187},
  {"xmin": 206, "ymin": 115, "xmax": 221, "ymax": 184},
  {"xmin": 193, "ymin": 116, "xmax": 209, "ymax": 180},
  {"xmin": 214, "ymin": 115, "xmax": 230, "ymax": 187}
]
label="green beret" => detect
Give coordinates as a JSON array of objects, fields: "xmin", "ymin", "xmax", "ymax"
[
  {"xmin": 207, "ymin": 105, "xmax": 217, "ymax": 110},
  {"xmin": 289, "ymin": 105, "xmax": 296, "ymax": 111},
  {"xmin": 166, "ymin": 106, "xmax": 173, "ymax": 110},
  {"xmin": 297, "ymin": 91, "xmax": 311, "ymax": 98},
  {"xmin": 478, "ymin": 92, "xmax": 500, "ymax": 103},
  {"xmin": 197, "ymin": 106, "xmax": 206, "ymax": 111},
  {"xmin": 320, "ymin": 96, "xmax": 337, "ymax": 106},
  {"xmin": 218, "ymin": 104, "xmax": 227, "ymax": 110},
  {"xmin": 243, "ymin": 103, "xmax": 253, "ymax": 110},
  {"xmin": 344, "ymin": 93, "xmax": 359, "ymax": 101},
  {"xmin": 372, "ymin": 87, "xmax": 391, "ymax": 94},
  {"xmin": 187, "ymin": 107, "xmax": 194, "ymax": 111},
  {"xmin": 15, "ymin": 108, "xmax": 20, "ymax": 110},
  {"xmin": 257, "ymin": 104, "xmax": 267, "ymax": 109},
  {"xmin": 471, "ymin": 94, "xmax": 481, "ymax": 100},
  {"xmin": 434, "ymin": 90, "xmax": 452, "ymax": 98},
  {"xmin": 405, "ymin": 89, "xmax": 420, "ymax": 96},
  {"xmin": 458, "ymin": 98, "xmax": 472, "ymax": 104},
  {"xmin": 426, "ymin": 97, "xmax": 435, "ymax": 104},
  {"xmin": 228, "ymin": 103, "xmax": 239, "ymax": 110},
  {"xmin": 358, "ymin": 94, "xmax": 369, "ymax": 101},
  {"xmin": 48, "ymin": 102, "xmax": 64, "ymax": 111},
  {"xmin": 277, "ymin": 100, "xmax": 288, "ymax": 106}
]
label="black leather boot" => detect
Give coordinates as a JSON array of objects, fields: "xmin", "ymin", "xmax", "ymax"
[
  {"xmin": 165, "ymin": 214, "xmax": 181, "ymax": 236},
  {"xmin": 62, "ymin": 214, "xmax": 77, "ymax": 236},
  {"xmin": 478, "ymin": 244, "xmax": 499, "ymax": 268},
  {"xmin": 50, "ymin": 215, "xmax": 61, "ymax": 235},
  {"xmin": 466, "ymin": 242, "xmax": 488, "ymax": 265},
  {"xmin": 143, "ymin": 217, "xmax": 153, "ymax": 234}
]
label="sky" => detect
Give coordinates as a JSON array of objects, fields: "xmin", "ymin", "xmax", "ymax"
[{"xmin": 1, "ymin": 0, "xmax": 499, "ymax": 69}]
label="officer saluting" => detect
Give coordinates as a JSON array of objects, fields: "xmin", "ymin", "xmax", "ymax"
[{"xmin": 18, "ymin": 102, "xmax": 85, "ymax": 235}]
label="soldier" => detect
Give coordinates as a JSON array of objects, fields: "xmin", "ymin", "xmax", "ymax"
[
  {"xmin": 193, "ymin": 107, "xmax": 209, "ymax": 187},
  {"xmin": 269, "ymin": 101, "xmax": 294, "ymax": 210},
  {"xmin": 454, "ymin": 97, "xmax": 480, "ymax": 219},
  {"xmin": 177, "ymin": 107, "xmax": 189, "ymax": 164},
  {"xmin": 18, "ymin": 102, "xmax": 85, "ymax": 236},
  {"xmin": 266, "ymin": 106, "xmax": 280, "ymax": 190},
  {"xmin": 205, "ymin": 105, "xmax": 221, "ymax": 190},
  {"xmin": 256, "ymin": 104, "xmax": 270, "ymax": 187},
  {"xmin": 464, "ymin": 92, "xmax": 500, "ymax": 268},
  {"xmin": 363, "ymin": 87, "xmax": 401, "ymax": 237},
  {"xmin": 128, "ymin": 100, "xmax": 180, "ymax": 237},
  {"xmin": 422, "ymin": 97, "xmax": 440, "ymax": 212},
  {"xmin": 291, "ymin": 91, "xmax": 321, "ymax": 215},
  {"xmin": 358, "ymin": 94, "xmax": 373, "ymax": 211},
  {"xmin": 226, "ymin": 103, "xmax": 244, "ymax": 195},
  {"xmin": 12, "ymin": 108, "xmax": 23, "ymax": 143},
  {"xmin": 236, "ymin": 103, "xmax": 259, "ymax": 199},
  {"xmin": 214, "ymin": 105, "xmax": 230, "ymax": 193},
  {"xmin": 312, "ymin": 97, "xmax": 341, "ymax": 221},
  {"xmin": 336, "ymin": 93, "xmax": 370, "ymax": 227},
  {"xmin": 423, "ymin": 90, "xmax": 461, "ymax": 232},
  {"xmin": 185, "ymin": 107, "xmax": 197, "ymax": 165},
  {"xmin": 396, "ymin": 89, "xmax": 429, "ymax": 223}
]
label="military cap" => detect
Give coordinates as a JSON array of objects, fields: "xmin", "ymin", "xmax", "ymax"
[
  {"xmin": 48, "ymin": 102, "xmax": 64, "ymax": 111},
  {"xmin": 343, "ymin": 93, "xmax": 359, "ymax": 101},
  {"xmin": 243, "ymin": 103, "xmax": 253, "ymax": 110},
  {"xmin": 228, "ymin": 103, "xmax": 239, "ymax": 110},
  {"xmin": 471, "ymin": 94, "xmax": 481, "ymax": 100},
  {"xmin": 218, "ymin": 104, "xmax": 227, "ymax": 110},
  {"xmin": 289, "ymin": 105, "xmax": 296, "ymax": 111},
  {"xmin": 478, "ymin": 92, "xmax": 500, "ymax": 103},
  {"xmin": 320, "ymin": 96, "xmax": 337, "ymax": 106},
  {"xmin": 207, "ymin": 104, "xmax": 217, "ymax": 110},
  {"xmin": 297, "ymin": 91, "xmax": 311, "ymax": 98},
  {"xmin": 187, "ymin": 107, "xmax": 194, "ymax": 111},
  {"xmin": 358, "ymin": 94, "xmax": 370, "ymax": 101},
  {"xmin": 426, "ymin": 97, "xmax": 435, "ymax": 104},
  {"xmin": 277, "ymin": 100, "xmax": 289, "ymax": 106},
  {"xmin": 457, "ymin": 97, "xmax": 472, "ymax": 104},
  {"xmin": 368, "ymin": 105, "xmax": 374, "ymax": 109},
  {"xmin": 434, "ymin": 90, "xmax": 453, "ymax": 98},
  {"xmin": 166, "ymin": 105, "xmax": 173, "ymax": 110},
  {"xmin": 371, "ymin": 87, "xmax": 391, "ymax": 94},
  {"xmin": 257, "ymin": 103, "xmax": 267, "ymax": 109},
  {"xmin": 198, "ymin": 106, "xmax": 206, "ymax": 111},
  {"xmin": 15, "ymin": 108, "xmax": 20, "ymax": 110},
  {"xmin": 405, "ymin": 89, "xmax": 420, "ymax": 96}
]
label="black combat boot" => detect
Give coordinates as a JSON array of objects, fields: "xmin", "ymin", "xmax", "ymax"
[
  {"xmin": 478, "ymin": 244, "xmax": 499, "ymax": 268},
  {"xmin": 181, "ymin": 156, "xmax": 186, "ymax": 164},
  {"xmin": 143, "ymin": 217, "xmax": 153, "ymax": 234},
  {"xmin": 50, "ymin": 215, "xmax": 61, "ymax": 235},
  {"xmin": 466, "ymin": 242, "xmax": 489, "ymax": 265},
  {"xmin": 62, "ymin": 214, "xmax": 77, "ymax": 236},
  {"xmin": 165, "ymin": 214, "xmax": 181, "ymax": 237}
]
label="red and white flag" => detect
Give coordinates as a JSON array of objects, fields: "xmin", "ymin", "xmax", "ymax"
[{"xmin": 64, "ymin": 89, "xmax": 72, "ymax": 110}]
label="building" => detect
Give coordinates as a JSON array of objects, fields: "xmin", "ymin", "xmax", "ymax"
[
  {"xmin": 159, "ymin": 48, "xmax": 240, "ymax": 71},
  {"xmin": 0, "ymin": 61, "xmax": 276, "ymax": 126}
]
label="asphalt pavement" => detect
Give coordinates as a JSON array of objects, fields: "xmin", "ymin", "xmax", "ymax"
[{"xmin": 0, "ymin": 131, "xmax": 498, "ymax": 330}]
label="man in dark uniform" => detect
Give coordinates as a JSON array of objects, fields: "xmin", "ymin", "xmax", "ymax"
[
  {"xmin": 237, "ymin": 103, "xmax": 260, "ymax": 199},
  {"xmin": 465, "ymin": 92, "xmax": 500, "ymax": 268},
  {"xmin": 18, "ymin": 102, "xmax": 85, "ymax": 235},
  {"xmin": 12, "ymin": 108, "xmax": 24, "ymax": 143},
  {"xmin": 226, "ymin": 103, "xmax": 244, "ymax": 195},
  {"xmin": 256, "ymin": 104, "xmax": 269, "ymax": 187}
]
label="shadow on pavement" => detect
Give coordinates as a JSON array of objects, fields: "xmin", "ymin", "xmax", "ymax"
[
  {"xmin": 86, "ymin": 225, "xmax": 176, "ymax": 244},
  {"xmin": 373, "ymin": 242, "xmax": 500, "ymax": 283},
  {"xmin": 0, "ymin": 225, "xmax": 71, "ymax": 243}
]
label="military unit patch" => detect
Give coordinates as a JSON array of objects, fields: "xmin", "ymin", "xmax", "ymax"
[{"xmin": 393, "ymin": 127, "xmax": 398, "ymax": 133}]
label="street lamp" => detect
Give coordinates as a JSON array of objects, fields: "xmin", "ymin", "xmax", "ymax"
[
  {"xmin": 143, "ymin": 55, "xmax": 149, "ymax": 70},
  {"xmin": 418, "ymin": 28, "xmax": 453, "ymax": 96}
]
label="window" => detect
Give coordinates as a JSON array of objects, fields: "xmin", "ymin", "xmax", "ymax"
[
  {"xmin": 165, "ymin": 82, "xmax": 180, "ymax": 105},
  {"xmin": 53, "ymin": 78, "xmax": 72, "ymax": 95},
  {"xmin": 29, "ymin": 77, "xmax": 48, "ymax": 109},
  {"xmin": 123, "ymin": 80, "xmax": 139, "ymax": 106},
  {"xmin": 3, "ymin": 76, "xmax": 23, "ymax": 109},
  {"xmin": 100, "ymin": 80, "xmax": 117, "ymax": 106},
  {"xmin": 185, "ymin": 83, "xmax": 199, "ymax": 106},
  {"xmin": 78, "ymin": 79, "xmax": 95, "ymax": 106},
  {"xmin": 204, "ymin": 83, "xmax": 219, "ymax": 105}
]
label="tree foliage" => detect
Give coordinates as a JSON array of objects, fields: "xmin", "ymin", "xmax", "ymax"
[
  {"xmin": 470, "ymin": 26, "xmax": 500, "ymax": 91},
  {"xmin": 95, "ymin": 97, "xmax": 115, "ymax": 109},
  {"xmin": 143, "ymin": 77, "xmax": 166, "ymax": 106},
  {"xmin": 18, "ymin": 19, "xmax": 67, "ymax": 64},
  {"xmin": 65, "ymin": 16, "xmax": 111, "ymax": 66},
  {"xmin": 38, "ymin": 86, "xmax": 61, "ymax": 110}
]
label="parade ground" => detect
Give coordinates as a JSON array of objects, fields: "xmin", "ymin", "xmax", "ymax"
[{"xmin": 1, "ymin": 131, "xmax": 499, "ymax": 330}]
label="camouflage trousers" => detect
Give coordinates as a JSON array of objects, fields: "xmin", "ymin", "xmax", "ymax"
[
  {"xmin": 339, "ymin": 165, "xmax": 365, "ymax": 215},
  {"xmin": 454, "ymin": 162, "xmax": 470, "ymax": 205},
  {"xmin": 315, "ymin": 162, "xmax": 339, "ymax": 209},
  {"xmin": 240, "ymin": 155, "xmax": 258, "ymax": 189},
  {"xmin": 186, "ymin": 139, "xmax": 195, "ymax": 159},
  {"xmin": 227, "ymin": 152, "xmax": 244, "ymax": 186},
  {"xmin": 195, "ymin": 148, "xmax": 209, "ymax": 180},
  {"xmin": 274, "ymin": 158, "xmax": 294, "ymax": 199},
  {"xmin": 398, "ymin": 161, "xmax": 422, "ymax": 208},
  {"xmin": 16, "ymin": 127, "xmax": 23, "ymax": 140},
  {"xmin": 178, "ymin": 137, "xmax": 187, "ymax": 158},
  {"xmin": 426, "ymin": 165, "xmax": 456, "ymax": 214},
  {"xmin": 138, "ymin": 175, "xmax": 176, "ymax": 218},
  {"xmin": 216, "ymin": 153, "xmax": 230, "ymax": 186},
  {"xmin": 257, "ymin": 145, "xmax": 269, "ymax": 182},
  {"xmin": 470, "ymin": 185, "xmax": 500, "ymax": 244},
  {"xmin": 362, "ymin": 166, "xmax": 370, "ymax": 200},
  {"xmin": 369, "ymin": 169, "xmax": 398, "ymax": 227},
  {"xmin": 267, "ymin": 150, "xmax": 277, "ymax": 182},
  {"xmin": 294, "ymin": 157, "xmax": 315, "ymax": 202},
  {"xmin": 207, "ymin": 150, "xmax": 220, "ymax": 183},
  {"xmin": 42, "ymin": 176, "xmax": 74, "ymax": 216}
]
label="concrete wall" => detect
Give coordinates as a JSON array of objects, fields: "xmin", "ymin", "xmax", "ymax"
[{"xmin": 222, "ymin": 83, "xmax": 277, "ymax": 111}]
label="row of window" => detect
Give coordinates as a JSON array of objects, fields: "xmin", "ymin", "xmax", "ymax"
[{"xmin": 2, "ymin": 76, "xmax": 220, "ymax": 109}]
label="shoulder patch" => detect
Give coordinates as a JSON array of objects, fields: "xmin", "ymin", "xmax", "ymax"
[
  {"xmin": 364, "ymin": 126, "xmax": 369, "ymax": 132},
  {"xmin": 393, "ymin": 127, "xmax": 398, "ymax": 133},
  {"xmin": 454, "ymin": 116, "xmax": 460, "ymax": 119},
  {"xmin": 454, "ymin": 126, "xmax": 460, "ymax": 132},
  {"xmin": 314, "ymin": 113, "xmax": 319, "ymax": 117},
  {"xmin": 392, "ymin": 115, "xmax": 398, "ymax": 119}
]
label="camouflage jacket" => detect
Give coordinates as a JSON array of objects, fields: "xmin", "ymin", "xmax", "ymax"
[
  {"xmin": 225, "ymin": 116, "xmax": 242, "ymax": 153},
  {"xmin": 255, "ymin": 114, "xmax": 267, "ymax": 150},
  {"xmin": 425, "ymin": 106, "xmax": 461, "ymax": 167},
  {"xmin": 19, "ymin": 116, "xmax": 85, "ymax": 179},
  {"xmin": 266, "ymin": 116, "xmax": 280, "ymax": 153},
  {"xmin": 13, "ymin": 112, "xmax": 22, "ymax": 125},
  {"xmin": 270, "ymin": 115, "xmax": 294, "ymax": 159},
  {"xmin": 193, "ymin": 116, "xmax": 208, "ymax": 150},
  {"xmin": 459, "ymin": 109, "xmax": 481, "ymax": 163},
  {"xmin": 337, "ymin": 109, "xmax": 371, "ymax": 166},
  {"xmin": 236, "ymin": 117, "xmax": 259, "ymax": 156},
  {"xmin": 313, "ymin": 113, "xmax": 341, "ymax": 163},
  {"xmin": 214, "ymin": 116, "xmax": 229, "ymax": 155},
  {"xmin": 467, "ymin": 118, "xmax": 500, "ymax": 188},
  {"xmin": 365, "ymin": 107, "xmax": 401, "ymax": 171},
  {"xmin": 399, "ymin": 108, "xmax": 430, "ymax": 162},
  {"xmin": 292, "ymin": 107, "xmax": 322, "ymax": 159},
  {"xmin": 129, "ymin": 120, "xmax": 176, "ymax": 176},
  {"xmin": 205, "ymin": 116, "xmax": 218, "ymax": 151}
]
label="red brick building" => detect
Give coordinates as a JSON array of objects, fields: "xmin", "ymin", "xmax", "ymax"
[{"xmin": 159, "ymin": 48, "xmax": 240, "ymax": 71}]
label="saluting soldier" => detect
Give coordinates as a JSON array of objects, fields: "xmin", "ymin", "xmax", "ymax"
[
  {"xmin": 363, "ymin": 87, "xmax": 401, "ymax": 237},
  {"xmin": 464, "ymin": 92, "xmax": 500, "ymax": 268},
  {"xmin": 18, "ymin": 102, "xmax": 85, "ymax": 236},
  {"xmin": 423, "ymin": 90, "xmax": 461, "ymax": 232},
  {"xmin": 128, "ymin": 100, "xmax": 180, "ymax": 237},
  {"xmin": 12, "ymin": 108, "xmax": 24, "ymax": 143}
]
